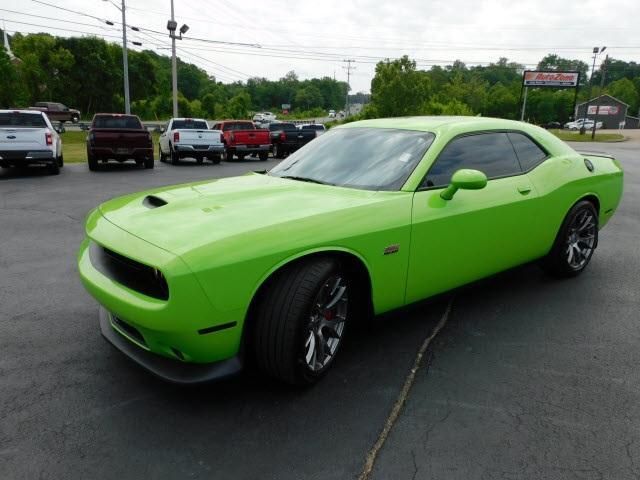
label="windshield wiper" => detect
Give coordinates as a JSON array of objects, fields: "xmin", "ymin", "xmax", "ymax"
[{"xmin": 280, "ymin": 175, "xmax": 333, "ymax": 186}]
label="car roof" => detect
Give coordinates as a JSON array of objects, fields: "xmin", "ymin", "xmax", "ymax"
[
  {"xmin": 171, "ymin": 118, "xmax": 207, "ymax": 122},
  {"xmin": 343, "ymin": 116, "xmax": 533, "ymax": 132},
  {"xmin": 0, "ymin": 109, "xmax": 44, "ymax": 115}
]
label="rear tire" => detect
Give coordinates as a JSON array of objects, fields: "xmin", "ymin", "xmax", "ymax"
[
  {"xmin": 57, "ymin": 154, "xmax": 64, "ymax": 167},
  {"xmin": 211, "ymin": 154, "xmax": 221, "ymax": 165},
  {"xmin": 237, "ymin": 153, "xmax": 245, "ymax": 161},
  {"xmin": 273, "ymin": 143, "xmax": 284, "ymax": 159},
  {"xmin": 159, "ymin": 145, "xmax": 166, "ymax": 162},
  {"xmin": 259, "ymin": 151, "xmax": 269, "ymax": 161},
  {"xmin": 196, "ymin": 156, "xmax": 204, "ymax": 164},
  {"xmin": 253, "ymin": 257, "xmax": 350, "ymax": 385},
  {"xmin": 144, "ymin": 155, "xmax": 154, "ymax": 169},
  {"xmin": 47, "ymin": 161, "xmax": 60, "ymax": 175},
  {"xmin": 225, "ymin": 150, "xmax": 234, "ymax": 162},
  {"xmin": 87, "ymin": 150, "xmax": 98, "ymax": 171},
  {"xmin": 170, "ymin": 147, "xmax": 179, "ymax": 165},
  {"xmin": 542, "ymin": 200, "xmax": 598, "ymax": 278}
]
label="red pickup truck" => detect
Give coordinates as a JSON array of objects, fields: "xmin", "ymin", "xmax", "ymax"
[
  {"xmin": 211, "ymin": 120, "xmax": 270, "ymax": 161},
  {"xmin": 86, "ymin": 113, "xmax": 154, "ymax": 171}
]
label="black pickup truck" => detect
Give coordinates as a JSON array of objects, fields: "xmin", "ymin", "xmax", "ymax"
[{"xmin": 267, "ymin": 122, "xmax": 316, "ymax": 158}]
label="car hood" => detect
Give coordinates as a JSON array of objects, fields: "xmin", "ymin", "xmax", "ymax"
[{"xmin": 98, "ymin": 173, "xmax": 385, "ymax": 256}]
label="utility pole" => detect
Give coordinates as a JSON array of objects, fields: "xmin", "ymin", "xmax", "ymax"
[
  {"xmin": 121, "ymin": 0, "xmax": 130, "ymax": 114},
  {"xmin": 167, "ymin": 1, "xmax": 189, "ymax": 118},
  {"xmin": 581, "ymin": 46, "xmax": 606, "ymax": 135},
  {"xmin": 592, "ymin": 54, "xmax": 608, "ymax": 139},
  {"xmin": 342, "ymin": 59, "xmax": 356, "ymax": 117}
]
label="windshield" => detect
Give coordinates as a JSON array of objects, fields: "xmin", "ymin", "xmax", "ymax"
[
  {"xmin": 0, "ymin": 113, "xmax": 47, "ymax": 127},
  {"xmin": 269, "ymin": 127, "xmax": 435, "ymax": 191},
  {"xmin": 172, "ymin": 120, "xmax": 208, "ymax": 129}
]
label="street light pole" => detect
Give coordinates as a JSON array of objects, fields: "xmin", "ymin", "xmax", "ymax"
[
  {"xmin": 592, "ymin": 53, "xmax": 608, "ymax": 140},
  {"xmin": 170, "ymin": 0, "xmax": 178, "ymax": 117},
  {"xmin": 120, "ymin": 0, "xmax": 130, "ymax": 114}
]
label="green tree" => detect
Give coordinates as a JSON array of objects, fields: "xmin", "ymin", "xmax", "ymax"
[
  {"xmin": 607, "ymin": 77, "xmax": 639, "ymax": 113},
  {"xmin": 370, "ymin": 56, "xmax": 431, "ymax": 117},
  {"xmin": 295, "ymin": 85, "xmax": 324, "ymax": 110}
]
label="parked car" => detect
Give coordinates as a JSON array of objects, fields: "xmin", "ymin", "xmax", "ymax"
[
  {"xmin": 541, "ymin": 121, "xmax": 561, "ymax": 129},
  {"xmin": 211, "ymin": 120, "xmax": 271, "ymax": 161},
  {"xmin": 328, "ymin": 110, "xmax": 336, "ymax": 118},
  {"xmin": 299, "ymin": 123, "xmax": 326, "ymax": 137},
  {"xmin": 86, "ymin": 113, "xmax": 154, "ymax": 171},
  {"xmin": 28, "ymin": 102, "xmax": 81, "ymax": 124},
  {"xmin": 564, "ymin": 118, "xmax": 603, "ymax": 131},
  {"xmin": 158, "ymin": 118, "xmax": 224, "ymax": 165},
  {"xmin": 268, "ymin": 122, "xmax": 316, "ymax": 158},
  {"xmin": 252, "ymin": 112, "xmax": 276, "ymax": 122},
  {"xmin": 0, "ymin": 109, "xmax": 63, "ymax": 174},
  {"xmin": 77, "ymin": 117, "xmax": 623, "ymax": 386}
]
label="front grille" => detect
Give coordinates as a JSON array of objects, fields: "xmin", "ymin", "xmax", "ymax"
[
  {"xmin": 89, "ymin": 242, "xmax": 169, "ymax": 300},
  {"xmin": 112, "ymin": 315, "xmax": 147, "ymax": 347}
]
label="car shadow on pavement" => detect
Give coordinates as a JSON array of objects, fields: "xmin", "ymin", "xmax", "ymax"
[{"xmin": 0, "ymin": 166, "xmax": 57, "ymax": 180}]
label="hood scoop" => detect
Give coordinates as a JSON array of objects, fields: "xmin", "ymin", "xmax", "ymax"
[{"xmin": 143, "ymin": 195, "xmax": 168, "ymax": 209}]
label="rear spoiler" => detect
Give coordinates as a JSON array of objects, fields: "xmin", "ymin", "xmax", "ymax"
[{"xmin": 576, "ymin": 150, "xmax": 615, "ymax": 160}]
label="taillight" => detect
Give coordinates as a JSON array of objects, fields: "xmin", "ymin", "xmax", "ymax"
[
  {"xmin": 45, "ymin": 132, "xmax": 53, "ymax": 146},
  {"xmin": 173, "ymin": 131, "xmax": 180, "ymax": 143},
  {"xmin": 279, "ymin": 132, "xmax": 285, "ymax": 141}
]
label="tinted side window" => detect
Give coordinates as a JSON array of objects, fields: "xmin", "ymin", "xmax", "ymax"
[
  {"xmin": 423, "ymin": 133, "xmax": 522, "ymax": 188},
  {"xmin": 507, "ymin": 132, "xmax": 547, "ymax": 171}
]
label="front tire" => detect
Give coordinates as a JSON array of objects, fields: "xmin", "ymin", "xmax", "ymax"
[
  {"xmin": 253, "ymin": 258, "xmax": 350, "ymax": 385},
  {"xmin": 542, "ymin": 200, "xmax": 598, "ymax": 277}
]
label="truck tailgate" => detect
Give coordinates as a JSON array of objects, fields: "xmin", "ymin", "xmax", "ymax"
[
  {"xmin": 176, "ymin": 129, "xmax": 222, "ymax": 144},
  {"xmin": 0, "ymin": 127, "xmax": 48, "ymax": 151},
  {"xmin": 91, "ymin": 129, "xmax": 150, "ymax": 148},
  {"xmin": 233, "ymin": 129, "xmax": 270, "ymax": 145}
]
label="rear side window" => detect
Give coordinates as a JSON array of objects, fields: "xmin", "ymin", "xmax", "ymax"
[
  {"xmin": 0, "ymin": 113, "xmax": 47, "ymax": 127},
  {"xmin": 93, "ymin": 116, "xmax": 142, "ymax": 129},
  {"xmin": 423, "ymin": 132, "xmax": 522, "ymax": 188},
  {"xmin": 507, "ymin": 132, "xmax": 547, "ymax": 171}
]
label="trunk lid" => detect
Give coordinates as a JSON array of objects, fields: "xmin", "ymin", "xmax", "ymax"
[
  {"xmin": 0, "ymin": 127, "xmax": 48, "ymax": 150},
  {"xmin": 91, "ymin": 129, "xmax": 150, "ymax": 148}
]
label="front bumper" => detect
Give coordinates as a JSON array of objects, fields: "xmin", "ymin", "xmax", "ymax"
[
  {"xmin": 77, "ymin": 211, "xmax": 245, "ymax": 381},
  {"xmin": 0, "ymin": 149, "xmax": 55, "ymax": 166},
  {"xmin": 99, "ymin": 307, "xmax": 242, "ymax": 384}
]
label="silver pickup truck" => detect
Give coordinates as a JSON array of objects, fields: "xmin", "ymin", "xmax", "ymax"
[
  {"xmin": 158, "ymin": 118, "xmax": 224, "ymax": 165},
  {"xmin": 0, "ymin": 110, "xmax": 63, "ymax": 175}
]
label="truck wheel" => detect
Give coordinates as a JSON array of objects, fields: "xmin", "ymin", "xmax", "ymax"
[
  {"xmin": 71, "ymin": 115, "xmax": 79, "ymax": 124},
  {"xmin": 211, "ymin": 154, "xmax": 221, "ymax": 165},
  {"xmin": 170, "ymin": 148, "xmax": 179, "ymax": 165},
  {"xmin": 58, "ymin": 154, "xmax": 64, "ymax": 167},
  {"xmin": 237, "ymin": 153, "xmax": 245, "ymax": 161},
  {"xmin": 253, "ymin": 257, "xmax": 350, "ymax": 385},
  {"xmin": 196, "ymin": 156, "xmax": 204, "ymax": 164},
  {"xmin": 225, "ymin": 150, "xmax": 234, "ymax": 162},
  {"xmin": 259, "ymin": 152, "xmax": 269, "ymax": 161},
  {"xmin": 87, "ymin": 150, "xmax": 98, "ymax": 171},
  {"xmin": 144, "ymin": 155, "xmax": 154, "ymax": 169},
  {"xmin": 47, "ymin": 161, "xmax": 60, "ymax": 175},
  {"xmin": 159, "ymin": 145, "xmax": 166, "ymax": 163},
  {"xmin": 273, "ymin": 144, "xmax": 285, "ymax": 159}
]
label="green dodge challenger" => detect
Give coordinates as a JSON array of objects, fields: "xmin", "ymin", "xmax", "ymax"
[{"xmin": 78, "ymin": 117, "xmax": 624, "ymax": 385}]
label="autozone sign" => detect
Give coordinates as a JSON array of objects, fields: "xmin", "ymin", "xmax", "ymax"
[
  {"xmin": 523, "ymin": 71, "xmax": 580, "ymax": 87},
  {"xmin": 588, "ymin": 105, "xmax": 619, "ymax": 115}
]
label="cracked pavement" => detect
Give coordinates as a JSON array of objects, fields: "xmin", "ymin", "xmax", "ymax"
[{"xmin": 1, "ymin": 140, "xmax": 638, "ymax": 480}]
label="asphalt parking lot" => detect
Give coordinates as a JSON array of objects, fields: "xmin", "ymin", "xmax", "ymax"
[{"xmin": 1, "ymin": 140, "xmax": 638, "ymax": 480}]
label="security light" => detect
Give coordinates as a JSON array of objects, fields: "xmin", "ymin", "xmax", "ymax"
[{"xmin": 179, "ymin": 24, "xmax": 189, "ymax": 35}]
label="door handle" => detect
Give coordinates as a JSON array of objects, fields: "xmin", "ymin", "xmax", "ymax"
[{"xmin": 517, "ymin": 185, "xmax": 532, "ymax": 195}]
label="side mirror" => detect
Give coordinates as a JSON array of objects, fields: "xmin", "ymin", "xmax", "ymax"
[
  {"xmin": 160, "ymin": 127, "xmax": 165, "ymax": 133},
  {"xmin": 440, "ymin": 169, "xmax": 487, "ymax": 200}
]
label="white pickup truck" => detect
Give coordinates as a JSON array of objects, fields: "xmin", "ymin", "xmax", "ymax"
[
  {"xmin": 158, "ymin": 118, "xmax": 224, "ymax": 165},
  {"xmin": 0, "ymin": 110, "xmax": 63, "ymax": 175}
]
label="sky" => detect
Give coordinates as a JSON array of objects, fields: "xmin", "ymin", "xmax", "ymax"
[{"xmin": 2, "ymin": 0, "xmax": 639, "ymax": 93}]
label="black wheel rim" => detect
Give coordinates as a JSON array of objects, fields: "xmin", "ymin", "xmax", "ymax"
[
  {"xmin": 304, "ymin": 275, "xmax": 348, "ymax": 372},
  {"xmin": 566, "ymin": 209, "xmax": 597, "ymax": 269}
]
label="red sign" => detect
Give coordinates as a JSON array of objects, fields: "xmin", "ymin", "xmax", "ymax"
[{"xmin": 523, "ymin": 71, "xmax": 580, "ymax": 87}]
